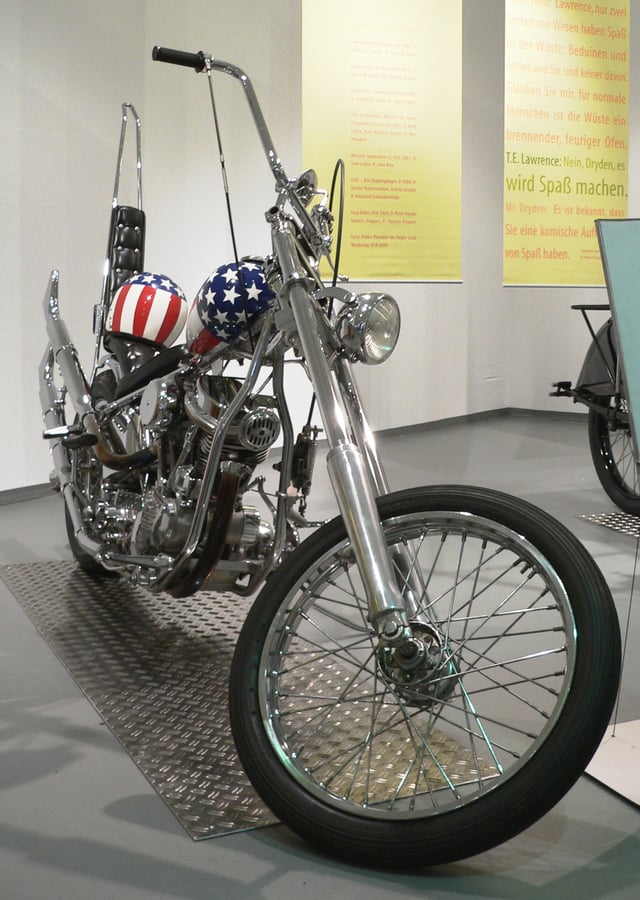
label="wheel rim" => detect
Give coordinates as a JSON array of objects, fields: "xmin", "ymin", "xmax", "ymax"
[{"xmin": 259, "ymin": 510, "xmax": 577, "ymax": 819}]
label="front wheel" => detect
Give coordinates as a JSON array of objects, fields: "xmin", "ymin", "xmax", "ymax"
[
  {"xmin": 229, "ymin": 486, "xmax": 620, "ymax": 867},
  {"xmin": 588, "ymin": 399, "xmax": 640, "ymax": 514}
]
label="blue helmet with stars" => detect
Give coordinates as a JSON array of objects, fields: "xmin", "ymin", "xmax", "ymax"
[{"xmin": 186, "ymin": 258, "xmax": 275, "ymax": 353}]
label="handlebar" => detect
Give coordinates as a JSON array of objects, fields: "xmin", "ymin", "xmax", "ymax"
[
  {"xmin": 152, "ymin": 45, "xmax": 206, "ymax": 72},
  {"xmin": 151, "ymin": 44, "xmax": 332, "ymax": 260},
  {"xmin": 151, "ymin": 44, "xmax": 289, "ymax": 190}
]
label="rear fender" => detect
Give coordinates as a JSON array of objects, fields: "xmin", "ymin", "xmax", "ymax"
[{"xmin": 575, "ymin": 319, "xmax": 617, "ymax": 397}]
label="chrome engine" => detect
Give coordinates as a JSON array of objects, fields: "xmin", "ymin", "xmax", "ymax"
[
  {"xmin": 89, "ymin": 370, "xmax": 281, "ymax": 587},
  {"xmin": 131, "ymin": 488, "xmax": 192, "ymax": 556},
  {"xmin": 189, "ymin": 374, "xmax": 281, "ymax": 464}
]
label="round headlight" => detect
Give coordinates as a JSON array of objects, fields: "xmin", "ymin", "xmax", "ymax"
[{"xmin": 338, "ymin": 292, "xmax": 401, "ymax": 364}]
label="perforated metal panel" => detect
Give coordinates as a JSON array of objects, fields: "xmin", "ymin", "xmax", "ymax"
[
  {"xmin": 0, "ymin": 560, "xmax": 277, "ymax": 840},
  {"xmin": 581, "ymin": 511, "xmax": 640, "ymax": 538}
]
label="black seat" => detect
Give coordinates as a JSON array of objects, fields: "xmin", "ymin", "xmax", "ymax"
[{"xmin": 113, "ymin": 345, "xmax": 190, "ymax": 400}]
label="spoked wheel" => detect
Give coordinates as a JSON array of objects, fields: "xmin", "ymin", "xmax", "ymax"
[
  {"xmin": 589, "ymin": 398, "xmax": 640, "ymax": 514},
  {"xmin": 229, "ymin": 486, "xmax": 620, "ymax": 868}
]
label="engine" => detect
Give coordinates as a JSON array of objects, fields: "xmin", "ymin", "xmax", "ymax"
[
  {"xmin": 190, "ymin": 374, "xmax": 281, "ymax": 469},
  {"xmin": 122, "ymin": 372, "xmax": 281, "ymax": 585}
]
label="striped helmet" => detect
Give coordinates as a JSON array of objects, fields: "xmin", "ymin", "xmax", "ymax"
[{"xmin": 107, "ymin": 272, "xmax": 187, "ymax": 347}]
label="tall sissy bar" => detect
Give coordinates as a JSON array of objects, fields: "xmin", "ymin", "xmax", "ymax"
[{"xmin": 91, "ymin": 102, "xmax": 146, "ymax": 381}]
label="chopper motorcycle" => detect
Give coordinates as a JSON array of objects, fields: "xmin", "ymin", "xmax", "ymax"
[
  {"xmin": 38, "ymin": 46, "xmax": 621, "ymax": 867},
  {"xmin": 553, "ymin": 303, "xmax": 640, "ymax": 514}
]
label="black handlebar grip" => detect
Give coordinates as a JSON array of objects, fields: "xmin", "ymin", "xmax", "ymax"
[{"xmin": 152, "ymin": 46, "xmax": 206, "ymax": 72}]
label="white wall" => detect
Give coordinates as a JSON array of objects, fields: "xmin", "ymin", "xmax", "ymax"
[{"xmin": 2, "ymin": 0, "xmax": 637, "ymax": 490}]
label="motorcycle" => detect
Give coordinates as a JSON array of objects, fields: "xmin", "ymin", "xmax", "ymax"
[
  {"xmin": 38, "ymin": 46, "xmax": 621, "ymax": 868},
  {"xmin": 552, "ymin": 303, "xmax": 640, "ymax": 514}
]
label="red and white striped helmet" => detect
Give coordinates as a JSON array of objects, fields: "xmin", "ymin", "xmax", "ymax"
[{"xmin": 107, "ymin": 272, "xmax": 187, "ymax": 347}]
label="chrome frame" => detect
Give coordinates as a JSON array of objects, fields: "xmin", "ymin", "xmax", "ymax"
[
  {"xmin": 200, "ymin": 52, "xmax": 410, "ymax": 636},
  {"xmin": 40, "ymin": 51, "xmax": 411, "ymax": 640}
]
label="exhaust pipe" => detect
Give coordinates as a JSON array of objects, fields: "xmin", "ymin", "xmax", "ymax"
[
  {"xmin": 39, "ymin": 269, "xmax": 105, "ymax": 557},
  {"xmin": 42, "ymin": 270, "xmax": 94, "ymax": 420},
  {"xmin": 39, "ymin": 270, "xmax": 152, "ymax": 561},
  {"xmin": 40, "ymin": 341, "xmax": 101, "ymax": 554},
  {"xmin": 40, "ymin": 269, "xmax": 155, "ymax": 466}
]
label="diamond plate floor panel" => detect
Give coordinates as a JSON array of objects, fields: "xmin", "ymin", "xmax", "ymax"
[{"xmin": 0, "ymin": 560, "xmax": 277, "ymax": 840}]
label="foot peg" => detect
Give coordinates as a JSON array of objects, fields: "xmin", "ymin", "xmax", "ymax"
[
  {"xmin": 43, "ymin": 423, "xmax": 98, "ymax": 449},
  {"xmin": 550, "ymin": 381, "xmax": 573, "ymax": 397}
]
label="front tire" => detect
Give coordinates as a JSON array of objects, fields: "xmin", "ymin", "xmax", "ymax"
[{"xmin": 229, "ymin": 486, "xmax": 620, "ymax": 867}]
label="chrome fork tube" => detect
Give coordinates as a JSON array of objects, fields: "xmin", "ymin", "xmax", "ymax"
[
  {"xmin": 334, "ymin": 356, "xmax": 389, "ymax": 495},
  {"xmin": 272, "ymin": 226, "xmax": 410, "ymax": 639},
  {"xmin": 335, "ymin": 357, "xmax": 425, "ymax": 621}
]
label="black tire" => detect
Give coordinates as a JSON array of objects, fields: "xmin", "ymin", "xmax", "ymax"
[
  {"xmin": 588, "ymin": 399, "xmax": 640, "ymax": 515},
  {"xmin": 229, "ymin": 485, "xmax": 620, "ymax": 868}
]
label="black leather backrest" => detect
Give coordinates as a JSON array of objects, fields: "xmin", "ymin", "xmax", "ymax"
[{"xmin": 109, "ymin": 205, "xmax": 146, "ymax": 295}]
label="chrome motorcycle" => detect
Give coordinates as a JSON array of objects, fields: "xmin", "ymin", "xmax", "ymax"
[
  {"xmin": 553, "ymin": 304, "xmax": 640, "ymax": 514},
  {"xmin": 39, "ymin": 46, "xmax": 621, "ymax": 867}
]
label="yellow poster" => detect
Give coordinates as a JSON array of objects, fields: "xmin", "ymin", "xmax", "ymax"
[
  {"xmin": 504, "ymin": 0, "xmax": 630, "ymax": 285},
  {"xmin": 302, "ymin": 0, "xmax": 462, "ymax": 282}
]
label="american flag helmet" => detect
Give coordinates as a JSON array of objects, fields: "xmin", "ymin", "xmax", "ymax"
[
  {"xmin": 107, "ymin": 272, "xmax": 188, "ymax": 347},
  {"xmin": 186, "ymin": 258, "xmax": 275, "ymax": 354}
]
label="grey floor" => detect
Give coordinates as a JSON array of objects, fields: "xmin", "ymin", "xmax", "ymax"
[{"xmin": 0, "ymin": 411, "xmax": 638, "ymax": 899}]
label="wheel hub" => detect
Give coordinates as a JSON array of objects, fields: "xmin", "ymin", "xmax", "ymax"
[{"xmin": 377, "ymin": 622, "xmax": 459, "ymax": 708}]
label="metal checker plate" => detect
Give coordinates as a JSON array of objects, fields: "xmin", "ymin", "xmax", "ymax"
[
  {"xmin": 580, "ymin": 511, "xmax": 640, "ymax": 538},
  {"xmin": 0, "ymin": 560, "xmax": 277, "ymax": 840}
]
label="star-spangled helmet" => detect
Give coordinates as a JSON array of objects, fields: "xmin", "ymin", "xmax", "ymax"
[
  {"xmin": 186, "ymin": 258, "xmax": 275, "ymax": 354},
  {"xmin": 107, "ymin": 272, "xmax": 188, "ymax": 347}
]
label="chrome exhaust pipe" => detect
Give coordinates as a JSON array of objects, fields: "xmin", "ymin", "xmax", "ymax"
[
  {"xmin": 39, "ymin": 271, "xmax": 102, "ymax": 558},
  {"xmin": 40, "ymin": 342, "xmax": 101, "ymax": 557},
  {"xmin": 40, "ymin": 269, "xmax": 161, "ymax": 567},
  {"xmin": 41, "ymin": 269, "xmax": 155, "ymax": 469},
  {"xmin": 42, "ymin": 270, "xmax": 95, "ymax": 425},
  {"xmin": 39, "ymin": 269, "xmax": 133, "ymax": 561}
]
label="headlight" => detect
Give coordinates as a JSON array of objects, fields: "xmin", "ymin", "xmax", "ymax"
[{"xmin": 338, "ymin": 292, "xmax": 400, "ymax": 364}]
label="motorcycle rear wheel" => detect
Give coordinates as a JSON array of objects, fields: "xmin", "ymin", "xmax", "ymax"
[
  {"xmin": 229, "ymin": 485, "xmax": 620, "ymax": 868},
  {"xmin": 588, "ymin": 400, "xmax": 640, "ymax": 514}
]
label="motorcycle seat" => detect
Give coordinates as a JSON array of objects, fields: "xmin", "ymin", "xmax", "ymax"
[{"xmin": 113, "ymin": 345, "xmax": 190, "ymax": 400}]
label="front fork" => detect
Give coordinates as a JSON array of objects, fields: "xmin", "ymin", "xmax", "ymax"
[{"xmin": 272, "ymin": 227, "xmax": 413, "ymax": 644}]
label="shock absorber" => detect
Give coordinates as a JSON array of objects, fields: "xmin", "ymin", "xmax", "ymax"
[{"xmin": 291, "ymin": 424, "xmax": 320, "ymax": 517}]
